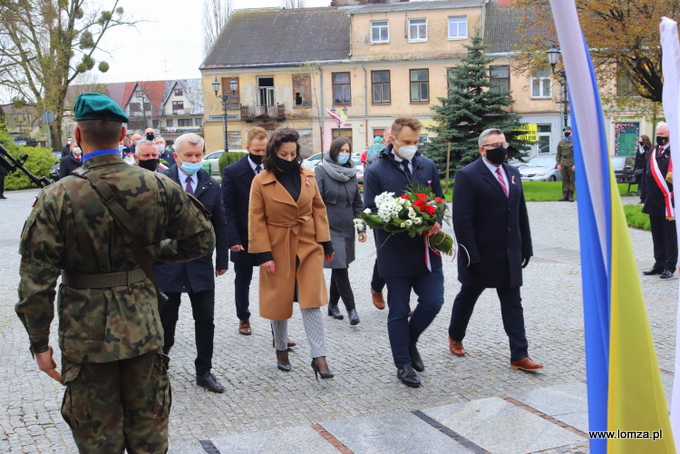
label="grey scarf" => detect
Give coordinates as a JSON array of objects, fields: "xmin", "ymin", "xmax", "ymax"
[{"xmin": 322, "ymin": 157, "xmax": 357, "ymax": 182}]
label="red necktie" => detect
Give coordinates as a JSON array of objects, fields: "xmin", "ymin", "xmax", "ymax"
[{"xmin": 496, "ymin": 168, "xmax": 508, "ymax": 197}]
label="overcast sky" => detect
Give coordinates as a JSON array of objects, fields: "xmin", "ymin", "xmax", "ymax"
[{"xmin": 90, "ymin": 0, "xmax": 330, "ymax": 85}]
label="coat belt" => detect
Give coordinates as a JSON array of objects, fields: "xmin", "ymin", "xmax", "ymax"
[
  {"xmin": 61, "ymin": 268, "xmax": 147, "ymax": 288},
  {"xmin": 268, "ymin": 216, "xmax": 312, "ymax": 278}
]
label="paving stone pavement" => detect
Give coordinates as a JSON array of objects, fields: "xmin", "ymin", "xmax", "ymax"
[{"xmin": 0, "ymin": 190, "xmax": 675, "ymax": 453}]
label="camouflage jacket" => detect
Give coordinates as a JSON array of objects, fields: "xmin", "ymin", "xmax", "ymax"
[
  {"xmin": 556, "ymin": 139, "xmax": 574, "ymax": 166},
  {"xmin": 16, "ymin": 153, "xmax": 215, "ymax": 371}
]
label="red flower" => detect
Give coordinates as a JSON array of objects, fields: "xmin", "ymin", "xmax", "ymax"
[
  {"xmin": 400, "ymin": 194, "xmax": 410, "ymax": 199},
  {"xmin": 413, "ymin": 199, "xmax": 426, "ymax": 211},
  {"xmin": 425, "ymin": 205, "xmax": 436, "ymax": 215},
  {"xmin": 435, "ymin": 197, "xmax": 444, "ymax": 204},
  {"xmin": 416, "ymin": 193, "xmax": 427, "ymax": 200}
]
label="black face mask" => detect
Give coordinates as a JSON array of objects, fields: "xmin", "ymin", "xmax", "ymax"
[
  {"xmin": 657, "ymin": 136, "xmax": 669, "ymax": 146},
  {"xmin": 564, "ymin": 132, "xmax": 571, "ymax": 137},
  {"xmin": 249, "ymin": 153, "xmax": 263, "ymax": 165},
  {"xmin": 485, "ymin": 147, "xmax": 507, "ymax": 165},
  {"xmin": 146, "ymin": 132, "xmax": 155, "ymax": 141},
  {"xmin": 138, "ymin": 158, "xmax": 159, "ymax": 172},
  {"xmin": 275, "ymin": 156, "xmax": 297, "ymax": 173},
  {"xmin": 639, "ymin": 141, "xmax": 644, "ymax": 146}
]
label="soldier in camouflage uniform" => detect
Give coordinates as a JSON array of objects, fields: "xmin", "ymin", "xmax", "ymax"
[
  {"xmin": 556, "ymin": 125, "xmax": 575, "ymax": 202},
  {"xmin": 15, "ymin": 93, "xmax": 216, "ymax": 453}
]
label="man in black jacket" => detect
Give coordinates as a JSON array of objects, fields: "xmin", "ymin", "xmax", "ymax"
[
  {"xmin": 0, "ymin": 158, "xmax": 6, "ymax": 199},
  {"xmin": 448, "ymin": 128, "xmax": 542, "ymax": 371},
  {"xmin": 58, "ymin": 144, "xmax": 82, "ymax": 180},
  {"xmin": 153, "ymin": 132, "xmax": 229, "ymax": 393},
  {"xmin": 363, "ymin": 116, "xmax": 445, "ymax": 388}
]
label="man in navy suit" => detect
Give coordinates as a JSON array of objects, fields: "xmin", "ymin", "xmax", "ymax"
[
  {"xmin": 154, "ymin": 132, "xmax": 229, "ymax": 393},
  {"xmin": 448, "ymin": 128, "xmax": 542, "ymax": 371}
]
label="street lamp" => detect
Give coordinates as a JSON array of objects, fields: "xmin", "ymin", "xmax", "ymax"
[
  {"xmin": 135, "ymin": 85, "xmax": 149, "ymax": 128},
  {"xmin": 212, "ymin": 77, "xmax": 238, "ymax": 152},
  {"xmin": 547, "ymin": 46, "xmax": 569, "ymax": 129}
]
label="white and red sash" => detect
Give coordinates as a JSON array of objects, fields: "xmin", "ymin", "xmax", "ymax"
[{"xmin": 650, "ymin": 148, "xmax": 675, "ymax": 220}]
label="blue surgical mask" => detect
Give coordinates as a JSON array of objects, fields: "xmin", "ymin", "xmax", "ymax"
[
  {"xmin": 118, "ymin": 145, "xmax": 124, "ymax": 152},
  {"xmin": 337, "ymin": 153, "xmax": 350, "ymax": 165},
  {"xmin": 180, "ymin": 161, "xmax": 202, "ymax": 175}
]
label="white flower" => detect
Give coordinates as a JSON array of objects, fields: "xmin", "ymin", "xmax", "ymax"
[
  {"xmin": 400, "ymin": 222, "xmax": 406, "ymax": 228},
  {"xmin": 405, "ymin": 220, "xmax": 413, "ymax": 227},
  {"xmin": 363, "ymin": 208, "xmax": 372, "ymax": 214}
]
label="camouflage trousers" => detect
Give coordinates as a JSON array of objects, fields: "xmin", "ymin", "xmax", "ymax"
[
  {"xmin": 61, "ymin": 350, "xmax": 171, "ymax": 453},
  {"xmin": 561, "ymin": 165, "xmax": 575, "ymax": 192}
]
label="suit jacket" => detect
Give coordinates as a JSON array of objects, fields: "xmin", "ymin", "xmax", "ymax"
[
  {"xmin": 453, "ymin": 157, "xmax": 532, "ymax": 289},
  {"xmin": 363, "ymin": 145, "xmax": 444, "ymax": 278},
  {"xmin": 59, "ymin": 154, "xmax": 82, "ymax": 180},
  {"xmin": 642, "ymin": 144, "xmax": 673, "ymax": 217},
  {"xmin": 154, "ymin": 166, "xmax": 229, "ymax": 293},
  {"xmin": 221, "ymin": 155, "xmax": 259, "ymax": 266}
]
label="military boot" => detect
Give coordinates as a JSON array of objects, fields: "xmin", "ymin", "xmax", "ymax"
[
  {"xmin": 568, "ymin": 190, "xmax": 575, "ymax": 202},
  {"xmin": 558, "ymin": 191, "xmax": 569, "ymax": 202}
]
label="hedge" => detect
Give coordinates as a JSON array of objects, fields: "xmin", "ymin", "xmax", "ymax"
[
  {"xmin": 218, "ymin": 151, "xmax": 247, "ymax": 175},
  {"xmin": 4, "ymin": 146, "xmax": 57, "ymax": 190}
]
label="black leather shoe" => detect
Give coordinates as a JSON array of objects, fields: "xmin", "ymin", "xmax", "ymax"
[
  {"xmin": 660, "ymin": 269, "xmax": 674, "ymax": 279},
  {"xmin": 328, "ymin": 304, "xmax": 344, "ymax": 320},
  {"xmin": 348, "ymin": 309, "xmax": 360, "ymax": 325},
  {"xmin": 643, "ymin": 268, "xmax": 663, "ymax": 275},
  {"xmin": 397, "ymin": 365, "xmax": 421, "ymax": 387},
  {"xmin": 196, "ymin": 372, "xmax": 224, "ymax": 393},
  {"xmin": 276, "ymin": 350, "xmax": 291, "ymax": 372},
  {"xmin": 409, "ymin": 345, "xmax": 424, "ymax": 372}
]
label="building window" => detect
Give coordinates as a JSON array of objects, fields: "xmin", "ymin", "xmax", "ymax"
[
  {"xmin": 292, "ymin": 74, "xmax": 312, "ymax": 107},
  {"xmin": 333, "ymin": 72, "xmax": 351, "ymax": 105},
  {"xmin": 410, "ymin": 69, "xmax": 429, "ymax": 102},
  {"xmin": 448, "ymin": 17, "xmax": 467, "ymax": 39},
  {"xmin": 166, "ymin": 119, "xmax": 173, "ymax": 127},
  {"xmin": 195, "ymin": 118, "xmax": 202, "ymax": 127},
  {"xmin": 371, "ymin": 70, "xmax": 391, "ymax": 104},
  {"xmin": 371, "ymin": 21, "xmax": 389, "ymax": 43},
  {"xmin": 531, "ymin": 69, "xmax": 552, "ymax": 98},
  {"xmin": 178, "ymin": 119, "xmax": 193, "ymax": 127},
  {"xmin": 408, "ymin": 18, "xmax": 427, "ymax": 42},
  {"xmin": 256, "ymin": 77, "xmax": 274, "ymax": 106},
  {"xmin": 332, "ymin": 128, "xmax": 352, "ymax": 140},
  {"xmin": 172, "ymin": 101, "xmax": 184, "ymax": 114},
  {"xmin": 174, "ymin": 88, "xmax": 183, "ymax": 96},
  {"xmin": 490, "ymin": 65, "xmax": 510, "ymax": 93},
  {"xmin": 537, "ymin": 124, "xmax": 552, "ymax": 154},
  {"xmin": 129, "ymin": 102, "xmax": 141, "ymax": 113}
]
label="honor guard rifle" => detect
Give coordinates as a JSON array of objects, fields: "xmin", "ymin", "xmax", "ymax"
[{"xmin": 0, "ymin": 143, "xmax": 51, "ymax": 189}]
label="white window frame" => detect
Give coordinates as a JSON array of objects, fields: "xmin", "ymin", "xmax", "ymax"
[
  {"xmin": 408, "ymin": 18, "xmax": 427, "ymax": 43},
  {"xmin": 448, "ymin": 16, "xmax": 468, "ymax": 40},
  {"xmin": 371, "ymin": 20, "xmax": 389, "ymax": 44},
  {"xmin": 531, "ymin": 70, "xmax": 552, "ymax": 99}
]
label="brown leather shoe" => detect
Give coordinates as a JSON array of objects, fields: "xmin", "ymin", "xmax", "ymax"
[
  {"xmin": 238, "ymin": 319, "xmax": 252, "ymax": 335},
  {"xmin": 510, "ymin": 357, "xmax": 544, "ymax": 371},
  {"xmin": 371, "ymin": 288, "xmax": 385, "ymax": 310},
  {"xmin": 448, "ymin": 337, "xmax": 466, "ymax": 357}
]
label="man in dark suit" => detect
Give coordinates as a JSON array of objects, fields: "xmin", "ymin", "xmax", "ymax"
[
  {"xmin": 642, "ymin": 122, "xmax": 677, "ymax": 279},
  {"xmin": 58, "ymin": 144, "xmax": 82, "ymax": 180},
  {"xmin": 61, "ymin": 137, "xmax": 73, "ymax": 157},
  {"xmin": 448, "ymin": 128, "xmax": 542, "ymax": 371},
  {"xmin": 363, "ymin": 116, "xmax": 445, "ymax": 388},
  {"xmin": 0, "ymin": 157, "xmax": 6, "ymax": 199},
  {"xmin": 153, "ymin": 132, "xmax": 229, "ymax": 393}
]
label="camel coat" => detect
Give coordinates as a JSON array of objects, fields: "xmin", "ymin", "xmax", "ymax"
[{"xmin": 248, "ymin": 166, "xmax": 331, "ymax": 320}]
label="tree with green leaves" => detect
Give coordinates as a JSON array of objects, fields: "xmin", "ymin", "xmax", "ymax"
[
  {"xmin": 423, "ymin": 33, "xmax": 531, "ymax": 181},
  {"xmin": 0, "ymin": 0, "xmax": 136, "ymax": 150}
]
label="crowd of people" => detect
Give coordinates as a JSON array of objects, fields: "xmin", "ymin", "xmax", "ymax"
[{"xmin": 16, "ymin": 93, "xmax": 547, "ymax": 451}]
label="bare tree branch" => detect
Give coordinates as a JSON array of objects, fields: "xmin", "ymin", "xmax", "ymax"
[{"xmin": 203, "ymin": 0, "xmax": 233, "ymax": 56}]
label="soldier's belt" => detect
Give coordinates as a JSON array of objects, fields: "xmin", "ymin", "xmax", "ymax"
[{"xmin": 61, "ymin": 268, "xmax": 147, "ymax": 288}]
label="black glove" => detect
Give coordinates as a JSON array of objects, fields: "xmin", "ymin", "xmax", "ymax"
[{"xmin": 522, "ymin": 256, "xmax": 531, "ymax": 269}]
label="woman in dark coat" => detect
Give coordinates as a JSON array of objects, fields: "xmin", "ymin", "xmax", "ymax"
[
  {"xmin": 635, "ymin": 134, "xmax": 652, "ymax": 203},
  {"xmin": 315, "ymin": 137, "xmax": 366, "ymax": 325}
]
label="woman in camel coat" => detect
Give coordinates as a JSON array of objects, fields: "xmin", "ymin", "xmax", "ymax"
[{"xmin": 248, "ymin": 128, "xmax": 335, "ymax": 379}]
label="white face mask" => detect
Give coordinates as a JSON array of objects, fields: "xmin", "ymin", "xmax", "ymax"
[
  {"xmin": 395, "ymin": 139, "xmax": 417, "ymax": 161},
  {"xmin": 72, "ymin": 147, "xmax": 82, "ymax": 155}
]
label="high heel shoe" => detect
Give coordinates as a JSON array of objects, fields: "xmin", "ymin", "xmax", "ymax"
[
  {"xmin": 348, "ymin": 309, "xmax": 360, "ymax": 325},
  {"xmin": 327, "ymin": 304, "xmax": 344, "ymax": 320},
  {"xmin": 311, "ymin": 357, "xmax": 334, "ymax": 381},
  {"xmin": 276, "ymin": 350, "xmax": 291, "ymax": 372}
]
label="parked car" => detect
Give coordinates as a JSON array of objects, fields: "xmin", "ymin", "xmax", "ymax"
[
  {"xmin": 201, "ymin": 149, "xmax": 247, "ymax": 175},
  {"xmin": 302, "ymin": 152, "xmax": 364, "ymax": 183},
  {"xmin": 518, "ymin": 154, "xmax": 562, "ymax": 182},
  {"xmin": 301, "ymin": 152, "xmax": 323, "ymax": 169}
]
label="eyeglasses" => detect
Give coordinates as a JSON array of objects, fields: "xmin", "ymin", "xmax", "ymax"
[{"xmin": 482, "ymin": 142, "xmax": 509, "ymax": 149}]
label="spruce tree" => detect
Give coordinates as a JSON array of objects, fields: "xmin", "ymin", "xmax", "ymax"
[{"xmin": 423, "ymin": 33, "xmax": 531, "ymax": 177}]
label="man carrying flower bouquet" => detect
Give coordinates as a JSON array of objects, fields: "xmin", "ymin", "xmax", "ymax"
[
  {"xmin": 448, "ymin": 128, "xmax": 543, "ymax": 372},
  {"xmin": 363, "ymin": 115, "xmax": 446, "ymax": 388}
]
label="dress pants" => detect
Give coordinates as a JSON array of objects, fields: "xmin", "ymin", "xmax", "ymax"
[
  {"xmin": 384, "ymin": 267, "xmax": 444, "ymax": 368},
  {"xmin": 0, "ymin": 174, "xmax": 5, "ymax": 198},
  {"xmin": 649, "ymin": 214, "xmax": 678, "ymax": 272},
  {"xmin": 371, "ymin": 235, "xmax": 385, "ymax": 292},
  {"xmin": 234, "ymin": 263, "xmax": 253, "ymax": 321},
  {"xmin": 161, "ymin": 290, "xmax": 215, "ymax": 376},
  {"xmin": 329, "ymin": 268, "xmax": 356, "ymax": 311},
  {"xmin": 449, "ymin": 285, "xmax": 529, "ymax": 362}
]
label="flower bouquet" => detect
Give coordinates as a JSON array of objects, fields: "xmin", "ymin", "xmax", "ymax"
[{"xmin": 355, "ymin": 182, "xmax": 455, "ymax": 256}]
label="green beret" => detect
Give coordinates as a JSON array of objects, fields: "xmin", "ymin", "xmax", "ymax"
[
  {"xmin": 563, "ymin": 125, "xmax": 572, "ymax": 131},
  {"xmin": 74, "ymin": 93, "xmax": 129, "ymax": 123}
]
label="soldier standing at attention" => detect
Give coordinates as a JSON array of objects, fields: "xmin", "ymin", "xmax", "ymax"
[
  {"xmin": 556, "ymin": 125, "xmax": 575, "ymax": 202},
  {"xmin": 15, "ymin": 93, "xmax": 216, "ymax": 453}
]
